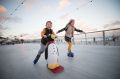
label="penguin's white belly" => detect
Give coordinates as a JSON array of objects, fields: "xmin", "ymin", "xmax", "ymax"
[{"xmin": 47, "ymin": 43, "xmax": 58, "ymax": 64}]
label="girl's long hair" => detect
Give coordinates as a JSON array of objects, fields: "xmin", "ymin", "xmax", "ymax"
[{"xmin": 66, "ymin": 19, "xmax": 74, "ymax": 27}]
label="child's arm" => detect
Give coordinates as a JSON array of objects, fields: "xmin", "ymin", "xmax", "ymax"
[
  {"xmin": 75, "ymin": 28, "xmax": 86, "ymax": 34},
  {"xmin": 41, "ymin": 28, "xmax": 47, "ymax": 38},
  {"xmin": 51, "ymin": 30, "xmax": 57, "ymax": 39},
  {"xmin": 52, "ymin": 31, "xmax": 57, "ymax": 38},
  {"xmin": 57, "ymin": 26, "xmax": 67, "ymax": 34},
  {"xmin": 75, "ymin": 28, "xmax": 83, "ymax": 32},
  {"xmin": 75, "ymin": 28, "xmax": 85, "ymax": 33}
]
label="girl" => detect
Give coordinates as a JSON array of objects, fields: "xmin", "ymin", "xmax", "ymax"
[
  {"xmin": 57, "ymin": 19, "xmax": 85, "ymax": 56},
  {"xmin": 33, "ymin": 21, "xmax": 56, "ymax": 64}
]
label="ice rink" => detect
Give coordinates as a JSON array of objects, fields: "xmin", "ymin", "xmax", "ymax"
[{"xmin": 0, "ymin": 43, "xmax": 120, "ymax": 79}]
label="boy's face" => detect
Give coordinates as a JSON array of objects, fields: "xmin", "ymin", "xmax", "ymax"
[{"xmin": 46, "ymin": 22, "xmax": 52, "ymax": 29}]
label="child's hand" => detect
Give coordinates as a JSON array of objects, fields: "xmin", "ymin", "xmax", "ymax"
[
  {"xmin": 51, "ymin": 34, "xmax": 56, "ymax": 39},
  {"xmin": 43, "ymin": 35, "xmax": 47, "ymax": 38}
]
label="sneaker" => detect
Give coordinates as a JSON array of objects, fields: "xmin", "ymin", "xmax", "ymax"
[
  {"xmin": 33, "ymin": 54, "xmax": 40, "ymax": 64},
  {"xmin": 67, "ymin": 52, "xmax": 74, "ymax": 57}
]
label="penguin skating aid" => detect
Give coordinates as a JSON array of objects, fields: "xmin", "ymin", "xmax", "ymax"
[{"xmin": 45, "ymin": 34, "xmax": 64, "ymax": 74}]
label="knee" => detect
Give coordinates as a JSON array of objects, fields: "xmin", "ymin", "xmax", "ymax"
[
  {"xmin": 38, "ymin": 50, "xmax": 44, "ymax": 55},
  {"xmin": 68, "ymin": 42, "xmax": 72, "ymax": 46}
]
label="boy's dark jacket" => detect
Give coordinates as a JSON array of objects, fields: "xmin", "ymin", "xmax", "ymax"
[{"xmin": 41, "ymin": 28, "xmax": 55, "ymax": 45}]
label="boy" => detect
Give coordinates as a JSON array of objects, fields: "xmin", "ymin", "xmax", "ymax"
[{"xmin": 33, "ymin": 21, "xmax": 56, "ymax": 64}]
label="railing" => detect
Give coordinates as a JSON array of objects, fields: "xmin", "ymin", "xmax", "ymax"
[
  {"xmin": 1, "ymin": 28, "xmax": 119, "ymax": 46},
  {"xmin": 56, "ymin": 28, "xmax": 120, "ymax": 46}
]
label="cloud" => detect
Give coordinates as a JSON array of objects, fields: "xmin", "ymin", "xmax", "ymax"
[
  {"xmin": 0, "ymin": 24, "xmax": 7, "ymax": 30},
  {"xmin": 24, "ymin": 0, "xmax": 37, "ymax": 10},
  {"xmin": 78, "ymin": 24, "xmax": 97, "ymax": 32},
  {"xmin": 0, "ymin": 31, "xmax": 3, "ymax": 36},
  {"xmin": 0, "ymin": 16, "xmax": 22, "ymax": 23},
  {"xmin": 58, "ymin": 0, "xmax": 70, "ymax": 10},
  {"xmin": 0, "ymin": 24, "xmax": 8, "ymax": 36},
  {"xmin": 0, "ymin": 5, "xmax": 7, "ymax": 13},
  {"xmin": 103, "ymin": 20, "xmax": 120, "ymax": 29},
  {"xmin": 75, "ymin": 19, "xmax": 98, "ymax": 32},
  {"xmin": 41, "ymin": 5, "xmax": 53, "ymax": 13},
  {"xmin": 60, "ymin": 13, "xmax": 70, "ymax": 20},
  {"xmin": 0, "ymin": 16, "xmax": 22, "ymax": 34},
  {"xmin": 110, "ymin": 21, "xmax": 120, "ymax": 26}
]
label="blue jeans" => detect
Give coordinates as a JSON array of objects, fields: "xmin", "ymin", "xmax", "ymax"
[{"xmin": 37, "ymin": 43, "xmax": 46, "ymax": 55}]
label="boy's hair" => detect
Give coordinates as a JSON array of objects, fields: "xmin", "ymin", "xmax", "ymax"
[{"xmin": 46, "ymin": 21, "xmax": 52, "ymax": 26}]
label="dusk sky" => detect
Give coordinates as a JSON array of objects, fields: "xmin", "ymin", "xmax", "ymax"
[{"xmin": 0, "ymin": 0, "xmax": 120, "ymax": 39}]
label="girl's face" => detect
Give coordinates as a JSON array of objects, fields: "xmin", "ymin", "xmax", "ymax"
[
  {"xmin": 46, "ymin": 22, "xmax": 52, "ymax": 29},
  {"xmin": 70, "ymin": 20, "xmax": 75, "ymax": 26}
]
